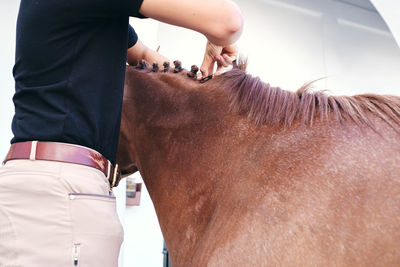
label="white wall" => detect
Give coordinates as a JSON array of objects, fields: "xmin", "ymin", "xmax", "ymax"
[
  {"xmin": 155, "ymin": 0, "xmax": 400, "ymax": 96},
  {"xmin": 0, "ymin": 0, "xmax": 18, "ymax": 158},
  {"xmin": 122, "ymin": 174, "xmax": 164, "ymax": 267},
  {"xmin": 371, "ymin": 0, "xmax": 400, "ymax": 48}
]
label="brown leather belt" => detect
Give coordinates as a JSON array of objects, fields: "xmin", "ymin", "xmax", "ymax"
[{"xmin": 3, "ymin": 141, "xmax": 122, "ymax": 187}]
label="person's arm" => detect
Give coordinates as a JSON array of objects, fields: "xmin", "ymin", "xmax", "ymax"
[
  {"xmin": 139, "ymin": 0, "xmax": 243, "ymax": 46},
  {"xmin": 139, "ymin": 0, "xmax": 244, "ymax": 78},
  {"xmin": 127, "ymin": 39, "xmax": 171, "ymax": 67}
]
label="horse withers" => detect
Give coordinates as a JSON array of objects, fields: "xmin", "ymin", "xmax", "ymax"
[{"xmin": 117, "ymin": 60, "xmax": 400, "ymax": 266}]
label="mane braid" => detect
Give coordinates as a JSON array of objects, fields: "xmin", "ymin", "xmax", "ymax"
[{"xmin": 217, "ymin": 59, "xmax": 400, "ymax": 132}]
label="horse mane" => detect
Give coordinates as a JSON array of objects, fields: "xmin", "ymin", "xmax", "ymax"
[
  {"xmin": 127, "ymin": 59, "xmax": 400, "ymax": 131},
  {"xmin": 216, "ymin": 59, "xmax": 400, "ymax": 130}
]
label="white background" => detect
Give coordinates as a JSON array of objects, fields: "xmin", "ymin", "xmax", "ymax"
[{"xmin": 1, "ymin": 0, "xmax": 400, "ymax": 266}]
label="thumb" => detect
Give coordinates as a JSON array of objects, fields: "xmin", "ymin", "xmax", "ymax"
[{"xmin": 198, "ymin": 54, "xmax": 215, "ymax": 80}]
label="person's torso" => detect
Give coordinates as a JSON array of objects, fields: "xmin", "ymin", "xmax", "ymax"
[{"xmin": 11, "ymin": 0, "xmax": 137, "ymax": 163}]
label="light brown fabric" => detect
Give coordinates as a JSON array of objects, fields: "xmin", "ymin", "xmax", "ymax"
[{"xmin": 0, "ymin": 159, "xmax": 123, "ymax": 267}]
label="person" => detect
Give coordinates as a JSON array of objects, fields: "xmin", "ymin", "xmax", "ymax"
[{"xmin": 0, "ymin": 0, "xmax": 243, "ymax": 266}]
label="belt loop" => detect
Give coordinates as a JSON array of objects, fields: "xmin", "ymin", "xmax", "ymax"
[
  {"xmin": 107, "ymin": 160, "xmax": 111, "ymax": 179},
  {"xmin": 29, "ymin": 141, "xmax": 38, "ymax": 161},
  {"xmin": 111, "ymin": 164, "xmax": 119, "ymax": 188}
]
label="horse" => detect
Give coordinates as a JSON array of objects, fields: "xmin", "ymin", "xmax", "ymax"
[{"xmin": 117, "ymin": 60, "xmax": 400, "ymax": 266}]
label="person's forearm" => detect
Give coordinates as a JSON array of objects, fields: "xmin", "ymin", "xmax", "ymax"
[
  {"xmin": 127, "ymin": 39, "xmax": 171, "ymax": 66},
  {"xmin": 127, "ymin": 39, "xmax": 146, "ymax": 66},
  {"xmin": 139, "ymin": 0, "xmax": 243, "ymax": 46}
]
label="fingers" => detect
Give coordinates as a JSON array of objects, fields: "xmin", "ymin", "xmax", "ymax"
[
  {"xmin": 217, "ymin": 55, "xmax": 228, "ymax": 68},
  {"xmin": 214, "ymin": 54, "xmax": 238, "ymax": 76},
  {"xmin": 197, "ymin": 41, "xmax": 220, "ymax": 80},
  {"xmin": 215, "ymin": 64, "xmax": 224, "ymax": 76},
  {"xmin": 196, "ymin": 41, "xmax": 239, "ymax": 80},
  {"xmin": 214, "ymin": 56, "xmax": 225, "ymax": 76},
  {"xmin": 197, "ymin": 55, "xmax": 214, "ymax": 80},
  {"xmin": 197, "ymin": 54, "xmax": 236, "ymax": 79},
  {"xmin": 222, "ymin": 54, "xmax": 236, "ymax": 65}
]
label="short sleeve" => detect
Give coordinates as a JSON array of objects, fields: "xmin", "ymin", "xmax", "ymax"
[
  {"xmin": 125, "ymin": 0, "xmax": 147, "ymax": 18},
  {"xmin": 127, "ymin": 25, "xmax": 139, "ymax": 48}
]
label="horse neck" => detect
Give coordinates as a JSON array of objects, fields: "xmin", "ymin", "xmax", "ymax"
[
  {"xmin": 121, "ymin": 71, "xmax": 243, "ymax": 260},
  {"xmin": 121, "ymin": 70, "xmax": 345, "ymax": 264},
  {"xmin": 121, "ymin": 70, "xmax": 336, "ymax": 263}
]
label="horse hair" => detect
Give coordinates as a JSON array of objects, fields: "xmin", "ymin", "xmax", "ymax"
[
  {"xmin": 129, "ymin": 59, "xmax": 400, "ymax": 131},
  {"xmin": 216, "ymin": 59, "xmax": 400, "ymax": 131}
]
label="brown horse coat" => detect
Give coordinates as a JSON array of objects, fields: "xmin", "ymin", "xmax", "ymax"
[{"xmin": 118, "ymin": 62, "xmax": 400, "ymax": 266}]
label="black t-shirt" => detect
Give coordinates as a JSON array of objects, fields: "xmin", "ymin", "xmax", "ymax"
[{"xmin": 11, "ymin": 0, "xmax": 144, "ymax": 163}]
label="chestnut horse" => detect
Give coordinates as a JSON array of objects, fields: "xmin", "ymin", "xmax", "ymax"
[{"xmin": 117, "ymin": 61, "xmax": 400, "ymax": 266}]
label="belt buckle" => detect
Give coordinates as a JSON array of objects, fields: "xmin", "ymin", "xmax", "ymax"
[{"xmin": 111, "ymin": 164, "xmax": 120, "ymax": 188}]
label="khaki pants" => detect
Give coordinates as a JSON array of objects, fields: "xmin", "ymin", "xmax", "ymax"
[{"xmin": 0, "ymin": 159, "xmax": 124, "ymax": 267}]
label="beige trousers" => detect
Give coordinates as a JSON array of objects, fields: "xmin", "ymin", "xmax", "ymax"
[{"xmin": 0, "ymin": 159, "xmax": 124, "ymax": 267}]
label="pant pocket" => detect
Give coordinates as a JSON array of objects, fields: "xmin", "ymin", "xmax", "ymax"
[
  {"xmin": 0, "ymin": 207, "xmax": 19, "ymax": 267},
  {"xmin": 69, "ymin": 193, "xmax": 124, "ymax": 267}
]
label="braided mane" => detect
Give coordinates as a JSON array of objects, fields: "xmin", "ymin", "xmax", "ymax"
[{"xmin": 128, "ymin": 59, "xmax": 400, "ymax": 131}]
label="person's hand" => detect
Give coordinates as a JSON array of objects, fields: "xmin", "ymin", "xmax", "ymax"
[
  {"xmin": 142, "ymin": 46, "xmax": 172, "ymax": 68},
  {"xmin": 198, "ymin": 41, "xmax": 237, "ymax": 80},
  {"xmin": 127, "ymin": 39, "xmax": 172, "ymax": 70}
]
